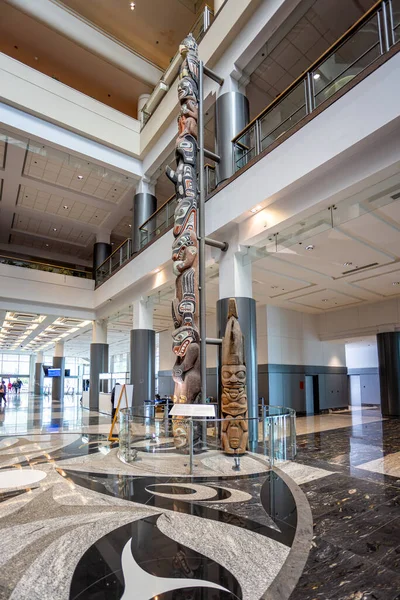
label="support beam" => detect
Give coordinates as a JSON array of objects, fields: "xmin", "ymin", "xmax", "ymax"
[
  {"xmin": 204, "ymin": 237, "xmax": 228, "ymax": 251},
  {"xmin": 203, "ymin": 66, "xmax": 224, "ymax": 87},
  {"xmin": 204, "ymin": 148, "xmax": 221, "ymax": 163}
]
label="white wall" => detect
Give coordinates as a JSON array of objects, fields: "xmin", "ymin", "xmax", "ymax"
[
  {"xmin": 0, "ymin": 263, "xmax": 95, "ymax": 318},
  {"xmin": 0, "ymin": 53, "xmax": 141, "ymax": 157},
  {"xmin": 318, "ymin": 298, "xmax": 400, "ymax": 341},
  {"xmin": 345, "ymin": 343, "xmax": 378, "ymax": 369},
  {"xmin": 265, "ymin": 306, "xmax": 346, "ymax": 366}
]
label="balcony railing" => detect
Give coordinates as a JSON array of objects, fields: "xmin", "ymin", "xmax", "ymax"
[
  {"xmin": 95, "ymin": 165, "xmax": 217, "ymax": 287},
  {"xmin": 233, "ymin": 0, "xmax": 400, "ymax": 172},
  {"xmin": 140, "ymin": 5, "xmax": 214, "ymax": 129},
  {"xmin": 0, "ymin": 254, "xmax": 92, "ymax": 279},
  {"xmin": 95, "ymin": 238, "xmax": 132, "ymax": 287}
]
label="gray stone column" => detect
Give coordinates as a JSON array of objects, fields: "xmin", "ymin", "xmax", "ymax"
[
  {"xmin": 377, "ymin": 332, "xmax": 400, "ymax": 416},
  {"xmin": 93, "ymin": 242, "xmax": 112, "ymax": 277},
  {"xmin": 215, "ymin": 91, "xmax": 249, "ymax": 184},
  {"xmin": 34, "ymin": 351, "xmax": 44, "ymax": 396},
  {"xmin": 52, "ymin": 342, "xmax": 65, "ymax": 401},
  {"xmin": 130, "ymin": 330, "xmax": 155, "ymax": 409},
  {"xmin": 89, "ymin": 320, "xmax": 109, "ymax": 411},
  {"xmin": 130, "ymin": 297, "xmax": 155, "ymax": 410},
  {"xmin": 132, "ymin": 192, "xmax": 157, "ymax": 253},
  {"xmin": 217, "ymin": 297, "xmax": 258, "ymax": 449}
]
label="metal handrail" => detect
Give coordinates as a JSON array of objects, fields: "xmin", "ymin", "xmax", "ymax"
[
  {"xmin": 0, "ymin": 253, "xmax": 92, "ymax": 278},
  {"xmin": 95, "ymin": 237, "xmax": 130, "ymax": 271},
  {"xmin": 232, "ymin": 0, "xmax": 385, "ymax": 144},
  {"xmin": 139, "ymin": 194, "xmax": 176, "ymax": 232}
]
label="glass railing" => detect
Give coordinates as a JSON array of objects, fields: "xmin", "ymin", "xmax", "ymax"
[
  {"xmin": 141, "ymin": 5, "xmax": 215, "ymax": 129},
  {"xmin": 233, "ymin": 0, "xmax": 400, "ymax": 172},
  {"xmin": 261, "ymin": 170, "xmax": 400, "ymax": 258},
  {"xmin": 95, "ymin": 238, "xmax": 132, "ymax": 286},
  {"xmin": 95, "ymin": 167, "xmax": 218, "ymax": 287},
  {"xmin": 117, "ymin": 405, "xmax": 296, "ymax": 475},
  {"xmin": 0, "ymin": 254, "xmax": 92, "ymax": 279},
  {"xmin": 138, "ymin": 194, "xmax": 176, "ymax": 250}
]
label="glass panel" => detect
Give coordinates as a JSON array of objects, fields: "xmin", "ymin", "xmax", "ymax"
[
  {"xmin": 260, "ymin": 81, "xmax": 306, "ymax": 152},
  {"xmin": 234, "ymin": 124, "xmax": 256, "ymax": 171},
  {"xmin": 312, "ymin": 13, "xmax": 381, "ymax": 107},
  {"xmin": 392, "ymin": 0, "xmax": 400, "ymax": 41}
]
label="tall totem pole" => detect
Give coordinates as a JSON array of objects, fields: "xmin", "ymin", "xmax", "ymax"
[{"xmin": 167, "ymin": 34, "xmax": 200, "ymax": 449}]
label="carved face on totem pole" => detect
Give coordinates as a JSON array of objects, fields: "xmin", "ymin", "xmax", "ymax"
[
  {"xmin": 166, "ymin": 33, "xmax": 201, "ymax": 450},
  {"xmin": 221, "ymin": 299, "xmax": 248, "ymax": 455}
]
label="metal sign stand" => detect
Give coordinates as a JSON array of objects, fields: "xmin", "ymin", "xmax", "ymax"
[{"xmin": 108, "ymin": 384, "xmax": 128, "ymax": 442}]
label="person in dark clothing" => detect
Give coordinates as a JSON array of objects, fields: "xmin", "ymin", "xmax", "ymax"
[
  {"xmin": 110, "ymin": 384, "xmax": 121, "ymax": 422},
  {"xmin": 0, "ymin": 381, "xmax": 7, "ymax": 405}
]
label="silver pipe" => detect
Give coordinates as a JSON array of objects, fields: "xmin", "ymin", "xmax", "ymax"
[
  {"xmin": 203, "ymin": 66, "xmax": 224, "ymax": 86},
  {"xmin": 381, "ymin": 2, "xmax": 391, "ymax": 52},
  {"xmin": 204, "ymin": 237, "xmax": 228, "ymax": 251},
  {"xmin": 198, "ymin": 60, "xmax": 207, "ymax": 406},
  {"xmin": 204, "ymin": 148, "xmax": 221, "ymax": 163},
  {"xmin": 206, "ymin": 337, "xmax": 223, "ymax": 345}
]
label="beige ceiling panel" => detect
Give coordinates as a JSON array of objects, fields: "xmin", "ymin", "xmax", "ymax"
[
  {"xmin": 288, "ymin": 288, "xmax": 362, "ymax": 310},
  {"xmin": 339, "ymin": 213, "xmax": 400, "ymax": 258},
  {"xmin": 23, "ymin": 144, "xmax": 136, "ymax": 204},
  {"xmin": 351, "ymin": 268, "xmax": 400, "ymax": 297},
  {"xmin": 276, "ymin": 228, "xmax": 395, "ymax": 278},
  {"xmin": 252, "ymin": 263, "xmax": 313, "ymax": 298}
]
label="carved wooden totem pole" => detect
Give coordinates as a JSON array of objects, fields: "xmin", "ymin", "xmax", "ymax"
[
  {"xmin": 166, "ymin": 33, "xmax": 200, "ymax": 449},
  {"xmin": 221, "ymin": 299, "xmax": 249, "ymax": 454}
]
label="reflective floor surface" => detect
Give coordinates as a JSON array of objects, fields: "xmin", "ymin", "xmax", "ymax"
[{"xmin": 0, "ymin": 396, "xmax": 399, "ymax": 599}]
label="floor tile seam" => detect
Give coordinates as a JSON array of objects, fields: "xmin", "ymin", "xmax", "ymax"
[
  {"xmin": 302, "ymin": 537, "xmax": 400, "ymax": 578},
  {"xmin": 321, "ymin": 511, "xmax": 400, "ymax": 546}
]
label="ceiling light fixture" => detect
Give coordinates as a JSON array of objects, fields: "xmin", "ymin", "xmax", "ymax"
[
  {"xmin": 53, "ymin": 228, "xmax": 57, "ymax": 232},
  {"xmin": 77, "ymin": 175, "xmax": 84, "ymax": 180},
  {"xmin": 63, "ymin": 205, "xmax": 68, "ymax": 209},
  {"xmin": 343, "ymin": 262, "xmax": 353, "ymax": 266},
  {"xmin": 250, "ymin": 205, "xmax": 262, "ymax": 213},
  {"xmin": 130, "ymin": 1, "xmax": 135, "ymax": 9},
  {"xmin": 305, "ymin": 244, "xmax": 314, "ymax": 251},
  {"xmin": 321, "ymin": 299, "xmax": 329, "ymax": 302},
  {"xmin": 128, "ymin": 224, "xmax": 132, "ymax": 228},
  {"xmin": 393, "ymin": 281, "xmax": 400, "ymax": 286},
  {"xmin": 313, "ymin": 73, "xmax": 321, "ymax": 80}
]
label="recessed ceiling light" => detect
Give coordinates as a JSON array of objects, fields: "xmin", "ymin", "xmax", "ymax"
[
  {"xmin": 130, "ymin": 1, "xmax": 135, "ymax": 9},
  {"xmin": 393, "ymin": 282, "xmax": 400, "ymax": 286},
  {"xmin": 271, "ymin": 285, "xmax": 278, "ymax": 289},
  {"xmin": 305, "ymin": 244, "xmax": 314, "ymax": 251},
  {"xmin": 53, "ymin": 228, "xmax": 57, "ymax": 231},
  {"xmin": 321, "ymin": 299, "xmax": 329, "ymax": 302},
  {"xmin": 343, "ymin": 262, "xmax": 352, "ymax": 266},
  {"xmin": 77, "ymin": 175, "xmax": 83, "ymax": 180},
  {"xmin": 250, "ymin": 205, "xmax": 262, "ymax": 213},
  {"xmin": 313, "ymin": 73, "xmax": 321, "ymax": 80},
  {"xmin": 63, "ymin": 205, "xmax": 68, "ymax": 209},
  {"xmin": 128, "ymin": 224, "xmax": 132, "ymax": 228},
  {"xmin": 45, "ymin": 244, "xmax": 49, "ymax": 247}
]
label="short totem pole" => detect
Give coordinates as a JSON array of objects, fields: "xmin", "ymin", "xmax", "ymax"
[{"xmin": 221, "ymin": 299, "xmax": 249, "ymax": 455}]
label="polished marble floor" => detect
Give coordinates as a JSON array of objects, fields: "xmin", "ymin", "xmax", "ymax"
[{"xmin": 0, "ymin": 396, "xmax": 399, "ymax": 599}]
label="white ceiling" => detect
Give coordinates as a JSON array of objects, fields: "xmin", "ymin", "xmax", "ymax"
[
  {"xmin": 0, "ymin": 130, "xmax": 139, "ymax": 266},
  {"xmin": 0, "ymin": 309, "xmax": 92, "ymax": 354}
]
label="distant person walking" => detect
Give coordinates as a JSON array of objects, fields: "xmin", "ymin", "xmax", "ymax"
[
  {"xmin": 0, "ymin": 381, "xmax": 7, "ymax": 405},
  {"xmin": 16, "ymin": 378, "xmax": 22, "ymax": 394}
]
